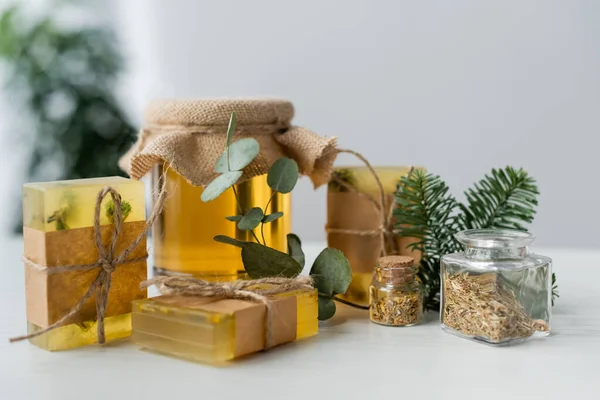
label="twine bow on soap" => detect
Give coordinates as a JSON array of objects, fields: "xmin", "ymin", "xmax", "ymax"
[
  {"xmin": 11, "ymin": 184, "xmax": 167, "ymax": 344},
  {"xmin": 141, "ymin": 275, "xmax": 314, "ymax": 349}
]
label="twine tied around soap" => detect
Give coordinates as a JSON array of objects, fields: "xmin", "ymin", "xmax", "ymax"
[
  {"xmin": 10, "ymin": 183, "xmax": 168, "ymax": 345},
  {"xmin": 141, "ymin": 275, "xmax": 314, "ymax": 349},
  {"xmin": 325, "ymin": 149, "xmax": 414, "ymax": 257}
]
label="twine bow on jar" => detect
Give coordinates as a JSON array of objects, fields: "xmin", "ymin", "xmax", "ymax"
[{"xmin": 11, "ymin": 184, "xmax": 168, "ymax": 344}]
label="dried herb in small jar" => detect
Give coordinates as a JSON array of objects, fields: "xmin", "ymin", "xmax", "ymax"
[{"xmin": 369, "ymin": 256, "xmax": 423, "ymax": 327}]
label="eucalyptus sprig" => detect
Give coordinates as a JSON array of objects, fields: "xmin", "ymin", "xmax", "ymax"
[{"xmin": 201, "ymin": 112, "xmax": 354, "ymax": 320}]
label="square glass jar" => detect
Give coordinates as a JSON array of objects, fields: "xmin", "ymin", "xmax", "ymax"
[{"xmin": 441, "ymin": 229, "xmax": 552, "ymax": 345}]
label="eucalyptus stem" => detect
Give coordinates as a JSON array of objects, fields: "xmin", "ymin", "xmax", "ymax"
[
  {"xmin": 231, "ymin": 185, "xmax": 244, "ymax": 215},
  {"xmin": 260, "ymin": 192, "xmax": 277, "ymax": 245},
  {"xmin": 319, "ymin": 293, "xmax": 370, "ymax": 310},
  {"xmin": 232, "ymin": 185, "xmax": 261, "ymax": 244}
]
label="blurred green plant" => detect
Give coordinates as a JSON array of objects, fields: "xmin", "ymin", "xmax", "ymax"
[{"xmin": 0, "ymin": 3, "xmax": 136, "ymax": 230}]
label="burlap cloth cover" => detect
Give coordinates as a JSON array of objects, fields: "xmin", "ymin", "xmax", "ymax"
[{"xmin": 119, "ymin": 98, "xmax": 338, "ymax": 187}]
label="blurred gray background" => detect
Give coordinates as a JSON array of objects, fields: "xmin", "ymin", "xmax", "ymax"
[{"xmin": 1, "ymin": 0, "xmax": 598, "ymax": 248}]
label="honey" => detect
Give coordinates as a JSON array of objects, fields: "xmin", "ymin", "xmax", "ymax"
[
  {"xmin": 152, "ymin": 166, "xmax": 291, "ymax": 277},
  {"xmin": 22, "ymin": 177, "xmax": 147, "ymax": 351},
  {"xmin": 132, "ymin": 288, "xmax": 318, "ymax": 364}
]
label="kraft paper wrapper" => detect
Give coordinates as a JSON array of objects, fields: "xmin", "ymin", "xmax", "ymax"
[
  {"xmin": 327, "ymin": 192, "xmax": 421, "ymax": 274},
  {"xmin": 24, "ymin": 221, "xmax": 148, "ymax": 327},
  {"xmin": 153, "ymin": 293, "xmax": 298, "ymax": 358}
]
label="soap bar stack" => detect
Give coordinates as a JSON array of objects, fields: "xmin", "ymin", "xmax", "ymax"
[
  {"xmin": 132, "ymin": 287, "xmax": 318, "ymax": 364},
  {"xmin": 22, "ymin": 177, "xmax": 147, "ymax": 351}
]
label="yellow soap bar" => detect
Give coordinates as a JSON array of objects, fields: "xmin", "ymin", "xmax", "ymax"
[
  {"xmin": 23, "ymin": 176, "xmax": 145, "ymax": 232},
  {"xmin": 132, "ymin": 288, "xmax": 318, "ymax": 365},
  {"xmin": 22, "ymin": 176, "xmax": 147, "ymax": 351},
  {"xmin": 27, "ymin": 314, "xmax": 133, "ymax": 351}
]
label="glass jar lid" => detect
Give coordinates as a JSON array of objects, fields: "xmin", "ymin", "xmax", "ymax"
[{"xmin": 455, "ymin": 229, "xmax": 535, "ymax": 249}]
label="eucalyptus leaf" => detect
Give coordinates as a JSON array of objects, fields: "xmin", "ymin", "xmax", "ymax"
[
  {"xmin": 262, "ymin": 212, "xmax": 284, "ymax": 223},
  {"xmin": 267, "ymin": 157, "xmax": 299, "ymax": 193},
  {"xmin": 214, "ymin": 235, "xmax": 247, "ymax": 248},
  {"xmin": 214, "ymin": 138, "xmax": 260, "ymax": 172},
  {"xmin": 286, "ymin": 233, "xmax": 305, "ymax": 268},
  {"xmin": 238, "ymin": 207, "xmax": 264, "ymax": 230},
  {"xmin": 317, "ymin": 297, "xmax": 336, "ymax": 321},
  {"xmin": 201, "ymin": 171, "xmax": 243, "ymax": 202},
  {"xmin": 242, "ymin": 243, "xmax": 302, "ymax": 279},
  {"xmin": 225, "ymin": 215, "xmax": 243, "ymax": 222},
  {"xmin": 225, "ymin": 112, "xmax": 236, "ymax": 149},
  {"xmin": 310, "ymin": 248, "xmax": 352, "ymax": 296}
]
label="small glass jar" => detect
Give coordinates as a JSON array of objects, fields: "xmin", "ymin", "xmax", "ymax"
[
  {"xmin": 369, "ymin": 256, "xmax": 423, "ymax": 326},
  {"xmin": 441, "ymin": 229, "xmax": 552, "ymax": 345}
]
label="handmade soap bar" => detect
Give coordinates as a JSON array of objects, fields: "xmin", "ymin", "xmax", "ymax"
[
  {"xmin": 22, "ymin": 177, "xmax": 147, "ymax": 351},
  {"xmin": 132, "ymin": 288, "xmax": 318, "ymax": 364},
  {"xmin": 328, "ymin": 166, "xmax": 421, "ymax": 306}
]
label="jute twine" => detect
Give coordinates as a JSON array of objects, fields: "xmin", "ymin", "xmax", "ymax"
[
  {"xmin": 141, "ymin": 275, "xmax": 314, "ymax": 349},
  {"xmin": 10, "ymin": 183, "xmax": 168, "ymax": 344},
  {"xmin": 325, "ymin": 149, "xmax": 414, "ymax": 257}
]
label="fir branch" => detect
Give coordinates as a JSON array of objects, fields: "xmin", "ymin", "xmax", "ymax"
[
  {"xmin": 459, "ymin": 167, "xmax": 539, "ymax": 231},
  {"xmin": 394, "ymin": 169, "xmax": 462, "ymax": 310},
  {"xmin": 552, "ymin": 273, "xmax": 559, "ymax": 306},
  {"xmin": 394, "ymin": 167, "xmax": 557, "ymax": 309}
]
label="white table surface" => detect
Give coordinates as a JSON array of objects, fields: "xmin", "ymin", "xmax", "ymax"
[{"xmin": 1, "ymin": 235, "xmax": 599, "ymax": 400}]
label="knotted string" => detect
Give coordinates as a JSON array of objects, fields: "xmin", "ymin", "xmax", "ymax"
[
  {"xmin": 141, "ymin": 275, "xmax": 314, "ymax": 349},
  {"xmin": 11, "ymin": 182, "xmax": 168, "ymax": 344},
  {"xmin": 327, "ymin": 149, "xmax": 413, "ymax": 256}
]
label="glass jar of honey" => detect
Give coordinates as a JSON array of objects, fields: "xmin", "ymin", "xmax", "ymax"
[
  {"xmin": 327, "ymin": 166, "xmax": 423, "ymax": 306},
  {"xmin": 120, "ymin": 98, "xmax": 337, "ymax": 279}
]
